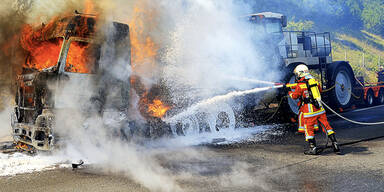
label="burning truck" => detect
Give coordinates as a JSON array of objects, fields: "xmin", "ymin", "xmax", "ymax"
[
  {"xmin": 11, "ymin": 10, "xmax": 226, "ymax": 152},
  {"xmin": 11, "ymin": 12, "xmax": 137, "ymax": 151}
]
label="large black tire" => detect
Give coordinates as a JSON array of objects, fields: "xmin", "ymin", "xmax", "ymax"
[
  {"xmin": 328, "ymin": 64, "xmax": 354, "ymax": 109},
  {"xmin": 365, "ymin": 89, "xmax": 374, "ymax": 106},
  {"xmin": 375, "ymin": 88, "xmax": 384, "ymax": 105}
]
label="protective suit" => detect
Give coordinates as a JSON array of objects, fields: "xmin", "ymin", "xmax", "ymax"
[{"xmin": 288, "ymin": 65, "xmax": 341, "ymax": 155}]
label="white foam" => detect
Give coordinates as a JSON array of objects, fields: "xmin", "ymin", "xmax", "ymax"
[
  {"xmin": 0, "ymin": 153, "xmax": 70, "ymax": 177},
  {"xmin": 147, "ymin": 125, "xmax": 277, "ymax": 148}
]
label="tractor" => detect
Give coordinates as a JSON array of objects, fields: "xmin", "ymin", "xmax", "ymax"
[{"xmin": 247, "ymin": 12, "xmax": 357, "ymax": 118}]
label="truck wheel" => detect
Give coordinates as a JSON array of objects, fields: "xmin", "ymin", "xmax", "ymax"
[
  {"xmin": 174, "ymin": 116, "xmax": 199, "ymax": 136},
  {"xmin": 207, "ymin": 103, "xmax": 236, "ymax": 132},
  {"xmin": 286, "ymin": 75, "xmax": 300, "ymax": 115},
  {"xmin": 375, "ymin": 89, "xmax": 384, "ymax": 105},
  {"xmin": 365, "ymin": 89, "xmax": 374, "ymax": 106},
  {"xmin": 329, "ymin": 65, "xmax": 354, "ymax": 109}
]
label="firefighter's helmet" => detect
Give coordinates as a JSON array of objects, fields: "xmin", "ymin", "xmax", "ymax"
[{"xmin": 293, "ymin": 64, "xmax": 310, "ymax": 78}]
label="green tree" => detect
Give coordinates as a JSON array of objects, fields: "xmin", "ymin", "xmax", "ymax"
[
  {"xmin": 361, "ymin": 0, "xmax": 384, "ymax": 33},
  {"xmin": 286, "ymin": 18, "xmax": 314, "ymax": 31}
]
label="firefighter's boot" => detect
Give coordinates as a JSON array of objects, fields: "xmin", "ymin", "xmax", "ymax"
[
  {"xmin": 329, "ymin": 133, "xmax": 341, "ymax": 154},
  {"xmin": 304, "ymin": 139, "xmax": 319, "ymax": 155}
]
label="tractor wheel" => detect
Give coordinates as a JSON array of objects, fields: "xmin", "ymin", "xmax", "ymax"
[
  {"xmin": 328, "ymin": 65, "xmax": 354, "ymax": 109},
  {"xmin": 365, "ymin": 89, "xmax": 374, "ymax": 106},
  {"xmin": 278, "ymin": 72, "xmax": 300, "ymax": 123},
  {"xmin": 286, "ymin": 75, "xmax": 300, "ymax": 116},
  {"xmin": 375, "ymin": 88, "xmax": 384, "ymax": 105}
]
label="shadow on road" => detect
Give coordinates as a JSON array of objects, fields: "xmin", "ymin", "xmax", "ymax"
[{"xmin": 320, "ymin": 145, "xmax": 371, "ymax": 156}]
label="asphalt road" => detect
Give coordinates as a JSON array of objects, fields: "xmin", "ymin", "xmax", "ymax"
[{"xmin": 1, "ymin": 105, "xmax": 384, "ymax": 192}]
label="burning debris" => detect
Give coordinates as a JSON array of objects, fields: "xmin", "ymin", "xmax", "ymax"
[{"xmin": 147, "ymin": 99, "xmax": 170, "ymax": 118}]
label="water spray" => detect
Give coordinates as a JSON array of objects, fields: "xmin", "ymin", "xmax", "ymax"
[
  {"xmin": 166, "ymin": 81, "xmax": 291, "ymax": 123},
  {"xmin": 227, "ymin": 76, "xmax": 278, "ymax": 86},
  {"xmin": 166, "ymin": 86, "xmax": 274, "ymax": 123}
]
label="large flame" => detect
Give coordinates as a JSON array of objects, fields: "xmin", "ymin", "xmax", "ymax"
[
  {"xmin": 19, "ymin": 0, "xmax": 97, "ymax": 72},
  {"xmin": 65, "ymin": 42, "xmax": 94, "ymax": 73},
  {"xmin": 20, "ymin": 24, "xmax": 63, "ymax": 70},
  {"xmin": 129, "ymin": 2, "xmax": 170, "ymax": 118},
  {"xmin": 147, "ymin": 99, "xmax": 170, "ymax": 118},
  {"xmin": 20, "ymin": 23, "xmax": 95, "ymax": 73},
  {"xmin": 129, "ymin": 1, "xmax": 158, "ymax": 75}
]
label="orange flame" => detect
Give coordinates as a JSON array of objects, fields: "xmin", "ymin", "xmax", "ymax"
[
  {"xmin": 20, "ymin": 24, "xmax": 63, "ymax": 70},
  {"xmin": 128, "ymin": 2, "xmax": 170, "ymax": 119},
  {"xmin": 20, "ymin": 22, "xmax": 95, "ymax": 73},
  {"xmin": 65, "ymin": 42, "xmax": 94, "ymax": 73},
  {"xmin": 129, "ymin": 2, "xmax": 158, "ymax": 75},
  {"xmin": 147, "ymin": 99, "xmax": 170, "ymax": 118},
  {"xmin": 19, "ymin": 14, "xmax": 97, "ymax": 72},
  {"xmin": 18, "ymin": 0, "xmax": 98, "ymax": 72}
]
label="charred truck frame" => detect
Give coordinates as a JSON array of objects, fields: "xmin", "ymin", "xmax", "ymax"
[{"xmin": 12, "ymin": 13, "xmax": 131, "ymax": 151}]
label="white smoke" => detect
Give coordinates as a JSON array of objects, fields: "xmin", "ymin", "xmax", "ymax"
[
  {"xmin": 0, "ymin": 91, "xmax": 13, "ymax": 139},
  {"xmin": 0, "ymin": 108, "xmax": 12, "ymax": 139},
  {"xmin": 161, "ymin": 0, "xmax": 281, "ymax": 99}
]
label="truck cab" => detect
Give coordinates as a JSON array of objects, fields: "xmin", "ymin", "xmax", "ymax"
[{"xmin": 12, "ymin": 13, "xmax": 131, "ymax": 151}]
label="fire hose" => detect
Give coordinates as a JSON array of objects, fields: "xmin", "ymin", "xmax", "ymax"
[{"xmin": 320, "ymin": 100, "xmax": 384, "ymax": 125}]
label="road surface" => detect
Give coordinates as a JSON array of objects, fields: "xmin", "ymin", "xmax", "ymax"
[{"xmin": 1, "ymin": 105, "xmax": 384, "ymax": 192}]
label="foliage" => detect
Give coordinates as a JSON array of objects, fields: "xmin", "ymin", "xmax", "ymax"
[
  {"xmin": 361, "ymin": 0, "xmax": 384, "ymax": 33},
  {"xmin": 332, "ymin": 32, "xmax": 384, "ymax": 83},
  {"xmin": 241, "ymin": 0, "xmax": 384, "ymax": 35},
  {"xmin": 286, "ymin": 18, "xmax": 314, "ymax": 31}
]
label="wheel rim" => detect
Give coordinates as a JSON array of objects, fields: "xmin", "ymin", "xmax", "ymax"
[
  {"xmin": 215, "ymin": 112, "xmax": 230, "ymax": 130},
  {"xmin": 335, "ymin": 70, "xmax": 352, "ymax": 106},
  {"xmin": 206, "ymin": 103, "xmax": 236, "ymax": 132},
  {"xmin": 287, "ymin": 76, "xmax": 300, "ymax": 115},
  {"xmin": 172, "ymin": 116, "xmax": 199, "ymax": 136}
]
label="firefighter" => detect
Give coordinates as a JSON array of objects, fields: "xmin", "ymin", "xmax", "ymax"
[
  {"xmin": 378, "ymin": 66, "xmax": 384, "ymax": 85},
  {"xmin": 287, "ymin": 64, "xmax": 341, "ymax": 155}
]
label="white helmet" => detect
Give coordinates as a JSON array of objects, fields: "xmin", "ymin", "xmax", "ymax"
[{"xmin": 293, "ymin": 64, "xmax": 309, "ymax": 78}]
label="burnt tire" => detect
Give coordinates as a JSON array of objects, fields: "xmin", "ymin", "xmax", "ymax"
[
  {"xmin": 328, "ymin": 65, "xmax": 354, "ymax": 109},
  {"xmin": 375, "ymin": 89, "xmax": 384, "ymax": 105},
  {"xmin": 365, "ymin": 89, "xmax": 374, "ymax": 106}
]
